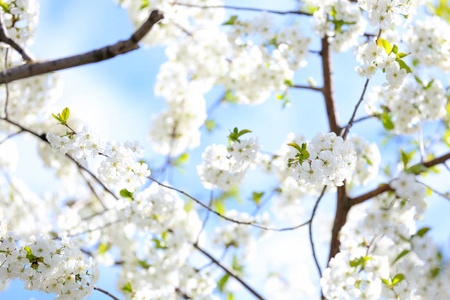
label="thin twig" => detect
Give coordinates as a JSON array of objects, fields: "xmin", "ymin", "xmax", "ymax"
[
  {"xmin": 193, "ymin": 243, "xmax": 266, "ymax": 300},
  {"xmin": 169, "ymin": 2, "xmax": 312, "ymax": 16},
  {"xmin": 196, "ymin": 190, "xmax": 214, "ymax": 243},
  {"xmin": 0, "ymin": 13, "xmax": 32, "ymax": 61},
  {"xmin": 341, "ymin": 78, "xmax": 370, "ymax": 140},
  {"xmin": 291, "ymin": 84, "xmax": 323, "ymax": 92},
  {"xmin": 308, "ymin": 186, "xmax": 327, "ymax": 279},
  {"xmin": 3, "ymin": 48, "xmax": 9, "ymax": 118},
  {"xmin": 416, "ymin": 180, "xmax": 450, "ymax": 202},
  {"xmin": 148, "ymin": 176, "xmax": 311, "ymax": 231},
  {"xmin": 93, "ymin": 286, "xmax": 121, "ymax": 300},
  {"xmin": 77, "ymin": 168, "xmax": 108, "ymax": 210},
  {"xmin": 0, "ymin": 10, "xmax": 164, "ymax": 84},
  {"xmin": 0, "ymin": 117, "xmax": 118, "ymax": 200},
  {"xmin": 0, "ymin": 130, "xmax": 22, "ymax": 145}
]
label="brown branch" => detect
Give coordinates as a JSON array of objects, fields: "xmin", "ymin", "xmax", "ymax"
[
  {"xmin": 170, "ymin": 2, "xmax": 312, "ymax": 16},
  {"xmin": 0, "ymin": 13, "xmax": 32, "ymax": 61},
  {"xmin": 148, "ymin": 176, "xmax": 311, "ymax": 231},
  {"xmin": 341, "ymin": 78, "xmax": 370, "ymax": 139},
  {"xmin": 93, "ymin": 286, "xmax": 120, "ymax": 300},
  {"xmin": 320, "ymin": 38, "xmax": 340, "ymax": 134},
  {"xmin": 0, "ymin": 10, "xmax": 164, "ymax": 85},
  {"xmin": 193, "ymin": 243, "xmax": 266, "ymax": 300},
  {"xmin": 351, "ymin": 152, "xmax": 450, "ymax": 205},
  {"xmin": 291, "ymin": 84, "xmax": 323, "ymax": 92}
]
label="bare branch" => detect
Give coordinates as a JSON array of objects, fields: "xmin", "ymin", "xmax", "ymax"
[
  {"xmin": 169, "ymin": 2, "xmax": 312, "ymax": 16},
  {"xmin": 291, "ymin": 84, "xmax": 323, "ymax": 93},
  {"xmin": 351, "ymin": 152, "xmax": 450, "ymax": 205},
  {"xmin": 148, "ymin": 176, "xmax": 312, "ymax": 231},
  {"xmin": 193, "ymin": 243, "xmax": 266, "ymax": 300},
  {"xmin": 0, "ymin": 10, "xmax": 164, "ymax": 85},
  {"xmin": 93, "ymin": 286, "xmax": 121, "ymax": 300},
  {"xmin": 341, "ymin": 78, "xmax": 370, "ymax": 139},
  {"xmin": 0, "ymin": 13, "xmax": 32, "ymax": 61},
  {"xmin": 416, "ymin": 180, "xmax": 450, "ymax": 202},
  {"xmin": 309, "ymin": 186, "xmax": 327, "ymax": 279},
  {"xmin": 0, "ymin": 130, "xmax": 22, "ymax": 145}
]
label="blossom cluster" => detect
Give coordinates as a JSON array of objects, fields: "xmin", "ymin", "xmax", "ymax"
[
  {"xmin": 213, "ymin": 210, "xmax": 269, "ymax": 258},
  {"xmin": 47, "ymin": 126, "xmax": 151, "ymax": 192},
  {"xmin": 69, "ymin": 183, "xmax": 218, "ymax": 299},
  {"xmin": 0, "ymin": 209, "xmax": 99, "ymax": 299},
  {"xmin": 348, "ymin": 135, "xmax": 381, "ymax": 186},
  {"xmin": 405, "ymin": 16, "xmax": 450, "ymax": 72},
  {"xmin": 0, "ymin": 0, "xmax": 39, "ymax": 46},
  {"xmin": 365, "ymin": 78, "xmax": 447, "ymax": 134},
  {"xmin": 197, "ymin": 138, "xmax": 260, "ymax": 190},
  {"xmin": 289, "ymin": 132, "xmax": 356, "ymax": 187},
  {"xmin": 391, "ymin": 171, "xmax": 427, "ymax": 216},
  {"xmin": 357, "ymin": 0, "xmax": 422, "ymax": 29},
  {"xmin": 309, "ymin": 0, "xmax": 366, "ymax": 52},
  {"xmin": 355, "ymin": 40, "xmax": 409, "ymax": 89},
  {"xmin": 321, "ymin": 190, "xmax": 449, "ymax": 300}
]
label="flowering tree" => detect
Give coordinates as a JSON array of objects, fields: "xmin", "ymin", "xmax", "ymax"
[{"xmin": 0, "ymin": 0, "xmax": 450, "ymax": 299}]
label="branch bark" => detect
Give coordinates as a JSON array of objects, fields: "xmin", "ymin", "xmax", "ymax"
[
  {"xmin": 351, "ymin": 152, "xmax": 450, "ymax": 205},
  {"xmin": 0, "ymin": 10, "xmax": 164, "ymax": 85},
  {"xmin": 193, "ymin": 243, "xmax": 266, "ymax": 300},
  {"xmin": 0, "ymin": 13, "xmax": 32, "ymax": 61}
]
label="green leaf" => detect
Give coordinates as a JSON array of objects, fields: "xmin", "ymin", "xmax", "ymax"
[
  {"xmin": 287, "ymin": 143, "xmax": 302, "ymax": 153},
  {"xmin": 251, "ymin": 192, "xmax": 264, "ymax": 206},
  {"xmin": 0, "ymin": 1, "xmax": 10, "ymax": 12},
  {"xmin": 61, "ymin": 107, "xmax": 70, "ymax": 122},
  {"xmin": 362, "ymin": 154, "xmax": 373, "ymax": 166},
  {"xmin": 415, "ymin": 227, "xmax": 431, "ymax": 237},
  {"xmin": 152, "ymin": 238, "xmax": 167, "ymax": 249},
  {"xmin": 377, "ymin": 38, "xmax": 392, "ymax": 54},
  {"xmin": 443, "ymin": 129, "xmax": 450, "ymax": 146},
  {"xmin": 184, "ymin": 199, "xmax": 194, "ymax": 213},
  {"xmin": 414, "ymin": 75, "xmax": 423, "ymax": 85},
  {"xmin": 122, "ymin": 282, "xmax": 133, "ymax": 293},
  {"xmin": 213, "ymin": 199, "xmax": 226, "ymax": 215},
  {"xmin": 391, "ymin": 274, "xmax": 405, "ymax": 286},
  {"xmin": 120, "ymin": 189, "xmax": 133, "ymax": 199},
  {"xmin": 224, "ymin": 90, "xmax": 239, "ymax": 103},
  {"xmin": 284, "ymin": 79, "xmax": 293, "ymax": 87},
  {"xmin": 174, "ymin": 153, "xmax": 189, "ymax": 166},
  {"xmin": 138, "ymin": 259, "xmax": 152, "ymax": 269},
  {"xmin": 228, "ymin": 128, "xmax": 252, "ymax": 142},
  {"xmin": 140, "ymin": 0, "xmax": 149, "ymax": 9},
  {"xmin": 400, "ymin": 149, "xmax": 409, "ymax": 169},
  {"xmin": 392, "ymin": 44, "xmax": 398, "ymax": 54},
  {"xmin": 381, "ymin": 111, "xmax": 394, "ymax": 130},
  {"xmin": 381, "ymin": 278, "xmax": 391, "ymax": 287},
  {"xmin": 405, "ymin": 163, "xmax": 427, "ymax": 175},
  {"xmin": 396, "ymin": 52, "xmax": 410, "ymax": 59},
  {"xmin": 223, "ymin": 15, "xmax": 238, "ymax": 25},
  {"xmin": 276, "ymin": 93, "xmax": 284, "ymax": 100},
  {"xmin": 393, "ymin": 249, "xmax": 410, "ymax": 264},
  {"xmin": 232, "ymin": 255, "xmax": 244, "ymax": 273},
  {"xmin": 218, "ymin": 274, "xmax": 229, "ymax": 292},
  {"xmin": 431, "ymin": 267, "xmax": 441, "ymax": 278},
  {"xmin": 425, "ymin": 80, "xmax": 434, "ymax": 90},
  {"xmin": 52, "ymin": 113, "xmax": 63, "ymax": 123},
  {"xmin": 396, "ymin": 59, "xmax": 412, "ymax": 73},
  {"xmin": 228, "ymin": 293, "xmax": 235, "ymax": 300},
  {"xmin": 98, "ymin": 243, "xmax": 111, "ymax": 255},
  {"xmin": 205, "ymin": 119, "xmax": 217, "ymax": 132}
]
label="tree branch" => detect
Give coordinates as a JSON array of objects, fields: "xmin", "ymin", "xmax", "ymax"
[
  {"xmin": 291, "ymin": 84, "xmax": 323, "ymax": 92},
  {"xmin": 0, "ymin": 10, "xmax": 164, "ymax": 85},
  {"xmin": 351, "ymin": 152, "xmax": 450, "ymax": 205},
  {"xmin": 320, "ymin": 38, "xmax": 340, "ymax": 134},
  {"xmin": 0, "ymin": 117, "xmax": 118, "ymax": 200},
  {"xmin": 309, "ymin": 186, "xmax": 327, "ymax": 279},
  {"xmin": 341, "ymin": 78, "xmax": 370, "ymax": 139},
  {"xmin": 169, "ymin": 2, "xmax": 312, "ymax": 16},
  {"xmin": 0, "ymin": 13, "xmax": 32, "ymax": 61},
  {"xmin": 93, "ymin": 286, "xmax": 120, "ymax": 300},
  {"xmin": 193, "ymin": 243, "xmax": 266, "ymax": 300}
]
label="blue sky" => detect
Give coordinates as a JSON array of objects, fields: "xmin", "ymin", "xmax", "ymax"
[{"xmin": 3, "ymin": 0, "xmax": 450, "ymax": 299}]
